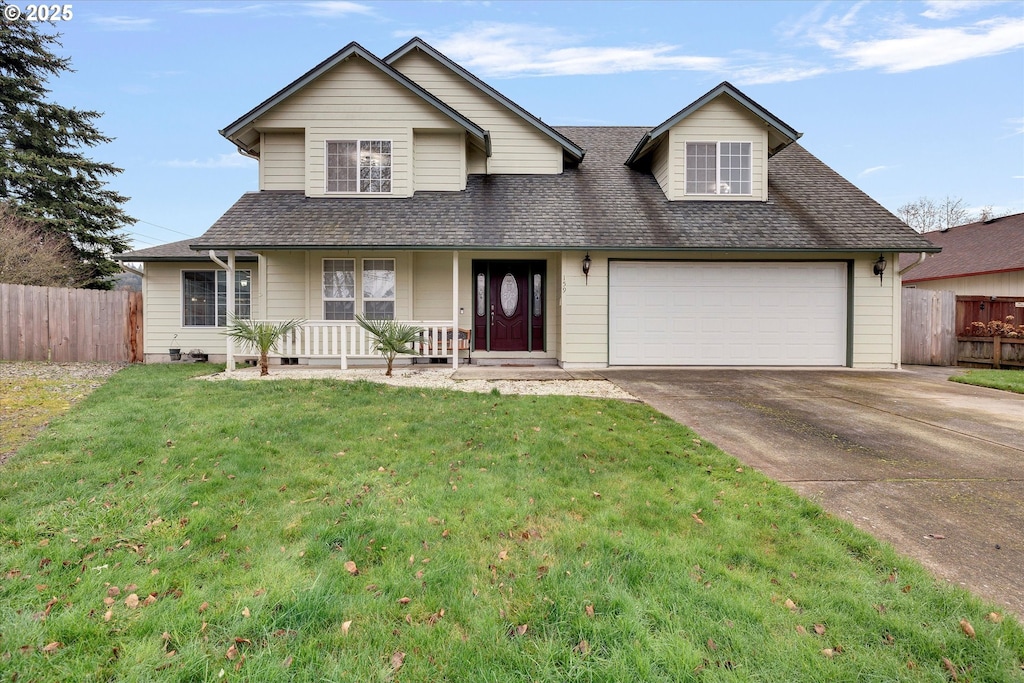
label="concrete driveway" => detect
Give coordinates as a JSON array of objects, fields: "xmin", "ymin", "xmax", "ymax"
[{"xmin": 602, "ymin": 366, "xmax": 1024, "ymax": 616}]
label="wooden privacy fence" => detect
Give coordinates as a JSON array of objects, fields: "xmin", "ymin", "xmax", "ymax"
[
  {"xmin": 956, "ymin": 296, "xmax": 1024, "ymax": 334},
  {"xmin": 0, "ymin": 283, "xmax": 142, "ymax": 362},
  {"xmin": 902, "ymin": 289, "xmax": 956, "ymax": 366},
  {"xmin": 957, "ymin": 337, "xmax": 1024, "ymax": 369}
]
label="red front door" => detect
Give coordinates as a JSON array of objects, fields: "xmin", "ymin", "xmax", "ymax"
[{"xmin": 473, "ymin": 261, "xmax": 545, "ymax": 352}]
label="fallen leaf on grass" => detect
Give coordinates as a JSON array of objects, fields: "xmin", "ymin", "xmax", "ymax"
[
  {"xmin": 125, "ymin": 594, "xmax": 139, "ymax": 609},
  {"xmin": 498, "ymin": 550, "xmax": 508, "ymax": 561},
  {"xmin": 821, "ymin": 648, "xmax": 834, "ymax": 659},
  {"xmin": 397, "ymin": 597, "xmax": 411, "ymax": 605},
  {"xmin": 592, "ymin": 491, "xmax": 601, "ymax": 499},
  {"xmin": 707, "ymin": 639, "xmax": 717, "ymax": 651},
  {"xmin": 691, "ymin": 512, "xmax": 705, "ymax": 525},
  {"xmin": 585, "ymin": 605, "xmax": 595, "ymax": 618},
  {"xmin": 107, "ymin": 586, "xmax": 120, "ymax": 597},
  {"xmin": 574, "ymin": 639, "xmax": 590, "ymax": 655},
  {"xmin": 795, "ymin": 625, "xmax": 806, "ymax": 634},
  {"xmin": 390, "ymin": 651, "xmax": 405, "ymax": 671},
  {"xmin": 814, "ymin": 624, "xmax": 826, "ymax": 635},
  {"xmin": 242, "ymin": 607, "xmax": 250, "ymax": 618},
  {"xmin": 103, "ymin": 609, "xmax": 112, "ymax": 621},
  {"xmin": 986, "ymin": 612, "xmax": 1003, "ymax": 623},
  {"xmin": 784, "ymin": 599, "xmax": 798, "ymax": 611},
  {"xmin": 41, "ymin": 642, "xmax": 61, "ymax": 654},
  {"xmin": 282, "ymin": 655, "xmax": 293, "ymax": 668},
  {"xmin": 226, "ymin": 644, "xmax": 238, "ymax": 661},
  {"xmin": 341, "ymin": 620, "xmax": 352, "ymax": 636},
  {"xmin": 959, "ymin": 619, "xmax": 975, "ymax": 638},
  {"xmin": 199, "ymin": 601, "xmax": 209, "ymax": 613},
  {"xmin": 942, "ymin": 657, "xmax": 958, "ymax": 681}
]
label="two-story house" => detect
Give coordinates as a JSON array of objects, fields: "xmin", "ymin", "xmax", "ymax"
[{"xmin": 117, "ymin": 38, "xmax": 938, "ymax": 368}]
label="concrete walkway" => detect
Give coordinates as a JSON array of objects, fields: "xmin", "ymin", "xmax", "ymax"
[{"xmin": 602, "ymin": 366, "xmax": 1024, "ymax": 616}]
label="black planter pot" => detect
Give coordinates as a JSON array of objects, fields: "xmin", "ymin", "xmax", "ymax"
[{"xmin": 169, "ymin": 348, "xmax": 181, "ymax": 361}]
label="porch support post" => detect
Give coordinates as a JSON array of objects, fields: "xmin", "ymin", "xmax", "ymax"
[{"xmin": 452, "ymin": 250, "xmax": 459, "ymax": 370}]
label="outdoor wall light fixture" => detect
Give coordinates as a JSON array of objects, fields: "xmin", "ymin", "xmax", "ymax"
[
  {"xmin": 582, "ymin": 252, "xmax": 592, "ymax": 284},
  {"xmin": 872, "ymin": 253, "xmax": 887, "ymax": 286}
]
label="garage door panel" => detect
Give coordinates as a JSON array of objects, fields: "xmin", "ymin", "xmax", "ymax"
[{"xmin": 609, "ymin": 261, "xmax": 847, "ymax": 366}]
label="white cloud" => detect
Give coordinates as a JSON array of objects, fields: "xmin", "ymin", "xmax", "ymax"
[
  {"xmin": 859, "ymin": 165, "xmax": 892, "ymax": 177},
  {"xmin": 1008, "ymin": 117, "xmax": 1024, "ymax": 135},
  {"xmin": 431, "ymin": 23, "xmax": 724, "ymax": 78},
  {"xmin": 836, "ymin": 17, "xmax": 1024, "ymax": 72},
  {"xmin": 920, "ymin": 0, "xmax": 1002, "ymax": 20},
  {"xmin": 162, "ymin": 154, "xmax": 257, "ymax": 169},
  {"xmin": 91, "ymin": 16, "xmax": 154, "ymax": 31},
  {"xmin": 300, "ymin": 1, "xmax": 374, "ymax": 17}
]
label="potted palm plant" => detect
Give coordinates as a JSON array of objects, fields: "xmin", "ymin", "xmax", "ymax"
[{"xmin": 223, "ymin": 316, "xmax": 305, "ymax": 376}]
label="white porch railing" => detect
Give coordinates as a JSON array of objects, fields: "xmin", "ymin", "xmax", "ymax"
[{"xmin": 258, "ymin": 320, "xmax": 465, "ymax": 369}]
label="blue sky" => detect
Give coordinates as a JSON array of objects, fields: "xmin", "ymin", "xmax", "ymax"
[{"xmin": 30, "ymin": 0, "xmax": 1024, "ymax": 250}]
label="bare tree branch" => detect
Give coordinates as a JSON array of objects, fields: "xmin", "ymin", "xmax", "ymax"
[{"xmin": 0, "ymin": 204, "xmax": 89, "ymax": 286}]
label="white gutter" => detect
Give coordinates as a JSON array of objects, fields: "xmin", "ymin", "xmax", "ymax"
[
  {"xmin": 119, "ymin": 263, "xmax": 144, "ymax": 277},
  {"xmin": 899, "ymin": 252, "xmax": 928, "ymax": 276},
  {"xmin": 208, "ymin": 250, "xmax": 236, "ymax": 373}
]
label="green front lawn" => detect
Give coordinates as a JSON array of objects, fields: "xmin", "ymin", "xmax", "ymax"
[
  {"xmin": 951, "ymin": 368, "xmax": 1024, "ymax": 394},
  {"xmin": 1, "ymin": 364, "xmax": 1021, "ymax": 681}
]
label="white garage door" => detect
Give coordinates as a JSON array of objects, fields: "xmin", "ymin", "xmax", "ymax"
[{"xmin": 609, "ymin": 261, "xmax": 848, "ymax": 366}]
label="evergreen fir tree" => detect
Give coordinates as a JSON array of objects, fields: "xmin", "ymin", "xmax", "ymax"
[{"xmin": 0, "ymin": 11, "xmax": 132, "ymax": 288}]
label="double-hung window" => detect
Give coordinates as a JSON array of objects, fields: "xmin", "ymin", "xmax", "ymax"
[
  {"xmin": 685, "ymin": 141, "xmax": 751, "ymax": 195},
  {"xmin": 326, "ymin": 140, "xmax": 392, "ymax": 193},
  {"xmin": 323, "ymin": 258, "xmax": 355, "ymax": 320},
  {"xmin": 182, "ymin": 270, "xmax": 251, "ymax": 327},
  {"xmin": 362, "ymin": 259, "xmax": 395, "ymax": 320}
]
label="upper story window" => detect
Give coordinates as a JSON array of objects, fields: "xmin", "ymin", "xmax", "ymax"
[
  {"xmin": 326, "ymin": 140, "xmax": 392, "ymax": 193},
  {"xmin": 182, "ymin": 270, "xmax": 251, "ymax": 327},
  {"xmin": 685, "ymin": 142, "xmax": 751, "ymax": 196}
]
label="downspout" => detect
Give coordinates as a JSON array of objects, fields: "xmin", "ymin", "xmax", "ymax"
[
  {"xmin": 899, "ymin": 252, "xmax": 928, "ymax": 277},
  {"xmin": 208, "ymin": 250, "xmax": 236, "ymax": 373}
]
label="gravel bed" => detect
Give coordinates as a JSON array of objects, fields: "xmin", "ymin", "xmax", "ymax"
[
  {"xmin": 200, "ymin": 366, "xmax": 637, "ymax": 400},
  {"xmin": 0, "ymin": 361, "xmax": 125, "ymax": 383}
]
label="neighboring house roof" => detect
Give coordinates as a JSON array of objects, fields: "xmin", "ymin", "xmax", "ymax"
[
  {"xmin": 115, "ymin": 238, "xmax": 258, "ymax": 262},
  {"xmin": 188, "ymin": 127, "xmax": 937, "ymax": 254},
  {"xmin": 220, "ymin": 41, "xmax": 489, "ymax": 157},
  {"xmin": 384, "ymin": 37, "xmax": 585, "ymax": 164},
  {"xmin": 899, "ymin": 212, "xmax": 1024, "ymax": 282},
  {"xmin": 625, "ymin": 82, "xmax": 801, "ymax": 167}
]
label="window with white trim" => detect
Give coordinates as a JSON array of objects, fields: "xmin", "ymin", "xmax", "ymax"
[
  {"xmin": 362, "ymin": 259, "xmax": 395, "ymax": 320},
  {"xmin": 182, "ymin": 270, "xmax": 251, "ymax": 327},
  {"xmin": 326, "ymin": 140, "xmax": 392, "ymax": 193},
  {"xmin": 685, "ymin": 141, "xmax": 751, "ymax": 195},
  {"xmin": 323, "ymin": 258, "xmax": 355, "ymax": 320}
]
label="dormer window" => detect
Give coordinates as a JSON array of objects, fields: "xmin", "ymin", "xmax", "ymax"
[
  {"xmin": 685, "ymin": 142, "xmax": 751, "ymax": 195},
  {"xmin": 326, "ymin": 140, "xmax": 392, "ymax": 193}
]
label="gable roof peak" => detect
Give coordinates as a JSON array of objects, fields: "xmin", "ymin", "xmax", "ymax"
[
  {"xmin": 385, "ymin": 36, "xmax": 585, "ymax": 163},
  {"xmin": 220, "ymin": 40, "xmax": 488, "ymax": 155},
  {"xmin": 625, "ymin": 81, "xmax": 802, "ymax": 168}
]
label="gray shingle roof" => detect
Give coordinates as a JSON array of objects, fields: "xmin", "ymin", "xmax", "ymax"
[
  {"xmin": 190, "ymin": 127, "xmax": 938, "ymax": 253},
  {"xmin": 115, "ymin": 238, "xmax": 257, "ymax": 262}
]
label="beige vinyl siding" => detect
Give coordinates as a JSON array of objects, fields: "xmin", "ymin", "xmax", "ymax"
[
  {"xmin": 141, "ymin": 261, "xmax": 260, "ymax": 362},
  {"xmin": 254, "ymin": 56, "xmax": 463, "ymax": 198},
  {"xmin": 263, "ymin": 252, "xmax": 306, "ymax": 320},
  {"xmin": 259, "ymin": 132, "xmax": 305, "ymax": 190},
  {"xmin": 412, "ymin": 252, "xmax": 454, "ymax": 320},
  {"xmin": 392, "ymin": 50, "xmax": 563, "ymax": 174},
  {"xmin": 668, "ymin": 96, "xmax": 768, "ymax": 201},
  {"xmin": 467, "ymin": 143, "xmax": 487, "ymax": 174},
  {"xmin": 559, "ymin": 252, "xmax": 901, "ymax": 369},
  {"xmin": 651, "ymin": 140, "xmax": 670, "ymax": 197},
  {"xmin": 906, "ymin": 271, "xmax": 1024, "ymax": 297},
  {"xmin": 413, "ymin": 131, "xmax": 466, "ymax": 192}
]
